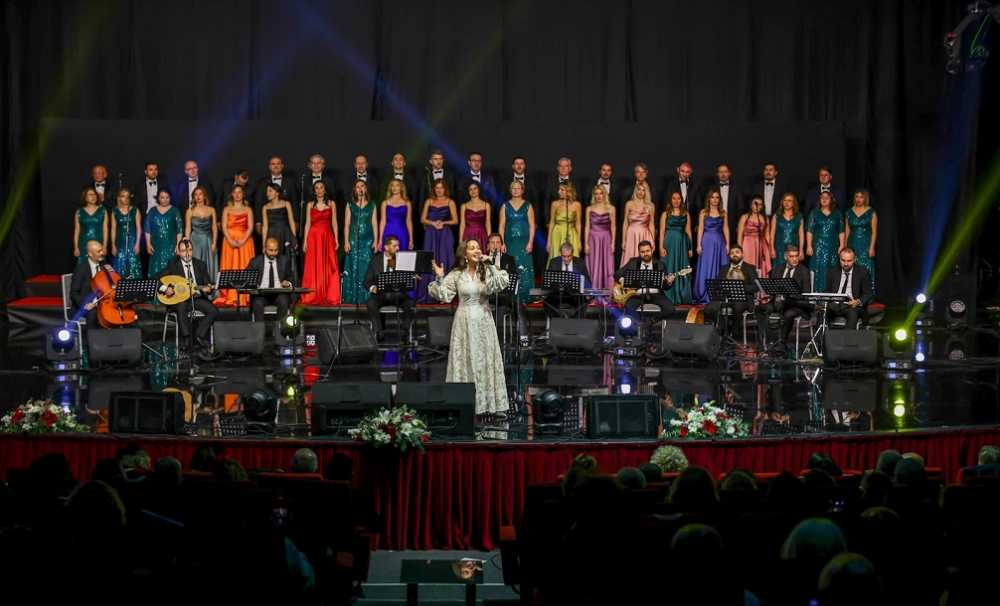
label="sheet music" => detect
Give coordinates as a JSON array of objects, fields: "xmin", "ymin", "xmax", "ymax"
[{"xmin": 395, "ymin": 251, "xmax": 417, "ymax": 272}]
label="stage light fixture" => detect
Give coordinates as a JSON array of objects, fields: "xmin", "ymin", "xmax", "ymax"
[
  {"xmin": 893, "ymin": 328, "xmax": 909, "ymax": 343},
  {"xmin": 532, "ymin": 389, "xmax": 566, "ymax": 434},
  {"xmin": 883, "ymin": 327, "xmax": 915, "ymax": 370},
  {"xmin": 617, "ymin": 371, "xmax": 635, "ymax": 395},
  {"xmin": 915, "ymin": 293, "xmax": 928, "ymax": 304},
  {"xmin": 945, "ymin": 335, "xmax": 967, "ymax": 360},
  {"xmin": 242, "ymin": 389, "xmax": 278, "ymax": 424},
  {"xmin": 276, "ymin": 314, "xmax": 304, "ymax": 357},
  {"xmin": 915, "ymin": 351, "xmax": 926, "ymax": 363},
  {"xmin": 947, "ymin": 298, "xmax": 968, "ymax": 328},
  {"xmin": 893, "ymin": 403, "xmax": 907, "ymax": 418},
  {"xmin": 617, "ymin": 314, "xmax": 638, "ymax": 338},
  {"xmin": 45, "ymin": 326, "xmax": 81, "ymax": 365}
]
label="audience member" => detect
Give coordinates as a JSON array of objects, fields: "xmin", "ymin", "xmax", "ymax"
[
  {"xmin": 291, "ymin": 448, "xmax": 319, "ymax": 474},
  {"xmin": 638, "ymin": 462, "xmax": 663, "ymax": 485},
  {"xmin": 875, "ymin": 449, "xmax": 902, "ymax": 476},
  {"xmin": 616, "ymin": 467, "xmax": 647, "ymax": 490},
  {"xmin": 817, "ymin": 553, "xmax": 882, "ymax": 606}
]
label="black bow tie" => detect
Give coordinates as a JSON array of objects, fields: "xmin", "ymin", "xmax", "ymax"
[
  {"xmin": 433, "ymin": 169, "xmax": 443, "ymax": 174},
  {"xmin": 514, "ymin": 175, "xmax": 525, "ymax": 180},
  {"xmin": 679, "ymin": 179, "xmax": 688, "ymax": 184},
  {"xmin": 821, "ymin": 185, "xmax": 831, "ymax": 191},
  {"xmin": 471, "ymin": 172, "xmax": 480, "ymax": 177},
  {"xmin": 148, "ymin": 181, "xmax": 157, "ymax": 186},
  {"xmin": 357, "ymin": 174, "xmax": 367, "ymax": 179},
  {"xmin": 272, "ymin": 177, "xmax": 282, "ymax": 182},
  {"xmin": 719, "ymin": 181, "xmax": 729, "ymax": 186},
  {"xmin": 394, "ymin": 173, "xmax": 404, "ymax": 179},
  {"xmin": 765, "ymin": 181, "xmax": 775, "ymax": 186},
  {"xmin": 95, "ymin": 181, "xmax": 106, "ymax": 187},
  {"xmin": 188, "ymin": 178, "xmax": 197, "ymax": 182},
  {"xmin": 559, "ymin": 177, "xmax": 568, "ymax": 183},
  {"xmin": 312, "ymin": 175, "xmax": 323, "ymax": 180},
  {"xmin": 598, "ymin": 179, "xmax": 609, "ymax": 185}
]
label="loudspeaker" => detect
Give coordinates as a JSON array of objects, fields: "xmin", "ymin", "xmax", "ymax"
[
  {"xmin": 823, "ymin": 377, "xmax": 877, "ymax": 411},
  {"xmin": 214, "ymin": 321, "xmax": 266, "ymax": 355},
  {"xmin": 109, "ymin": 391, "xmax": 184, "ymax": 434},
  {"xmin": 661, "ymin": 322, "xmax": 720, "ymax": 359},
  {"xmin": 310, "ymin": 383, "xmax": 392, "ymax": 436},
  {"xmin": 87, "ymin": 328, "xmax": 142, "ymax": 363},
  {"xmin": 585, "ymin": 395, "xmax": 660, "ymax": 438},
  {"xmin": 395, "ymin": 383, "xmax": 476, "ymax": 437},
  {"xmin": 427, "ymin": 316, "xmax": 453, "ymax": 348},
  {"xmin": 549, "ymin": 318, "xmax": 602, "ymax": 354},
  {"xmin": 316, "ymin": 324, "xmax": 377, "ymax": 363},
  {"xmin": 824, "ymin": 330, "xmax": 879, "ymax": 364}
]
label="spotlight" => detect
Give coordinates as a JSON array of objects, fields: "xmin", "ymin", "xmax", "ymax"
[
  {"xmin": 276, "ymin": 314, "xmax": 304, "ymax": 357},
  {"xmin": 883, "ymin": 327, "xmax": 915, "ymax": 370},
  {"xmin": 241, "ymin": 389, "xmax": 278, "ymax": 424},
  {"xmin": 915, "ymin": 293, "xmax": 928, "ymax": 304},
  {"xmin": 915, "ymin": 351, "xmax": 926, "ymax": 363},
  {"xmin": 532, "ymin": 389, "xmax": 566, "ymax": 434},
  {"xmin": 617, "ymin": 371, "xmax": 635, "ymax": 395},
  {"xmin": 893, "ymin": 328, "xmax": 908, "ymax": 342},
  {"xmin": 613, "ymin": 314, "xmax": 642, "ymax": 357},
  {"xmin": 45, "ymin": 326, "xmax": 80, "ymax": 365},
  {"xmin": 617, "ymin": 314, "xmax": 638, "ymax": 338},
  {"xmin": 893, "ymin": 403, "xmax": 907, "ymax": 418},
  {"xmin": 947, "ymin": 298, "xmax": 968, "ymax": 329}
]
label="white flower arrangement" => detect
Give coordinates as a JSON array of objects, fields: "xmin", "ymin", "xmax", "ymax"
[
  {"xmin": 661, "ymin": 399, "xmax": 748, "ymax": 440},
  {"xmin": 348, "ymin": 405, "xmax": 431, "ymax": 452},
  {"xmin": 1, "ymin": 398, "xmax": 89, "ymax": 434}
]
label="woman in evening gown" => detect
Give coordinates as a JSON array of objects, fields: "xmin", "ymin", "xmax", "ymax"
[
  {"xmin": 770, "ymin": 193, "xmax": 804, "ymax": 259},
  {"xmin": 428, "ymin": 239, "xmax": 511, "ymax": 416},
  {"xmin": 379, "ymin": 179, "xmax": 413, "ymax": 251},
  {"xmin": 459, "ymin": 182, "xmax": 491, "ymax": 251},
  {"xmin": 845, "ymin": 189, "xmax": 877, "ymax": 294},
  {"xmin": 144, "ymin": 190, "xmax": 183, "ymax": 278},
  {"xmin": 261, "ymin": 183, "xmax": 298, "ymax": 256},
  {"xmin": 584, "ymin": 186, "xmax": 616, "ymax": 291},
  {"xmin": 738, "ymin": 195, "xmax": 772, "ymax": 289},
  {"xmin": 659, "ymin": 191, "xmax": 693, "ymax": 305},
  {"xmin": 547, "ymin": 182, "xmax": 582, "ymax": 261},
  {"xmin": 694, "ymin": 190, "xmax": 730, "ymax": 304},
  {"xmin": 619, "ymin": 183, "xmax": 655, "ymax": 267},
  {"xmin": 74, "ymin": 187, "xmax": 108, "ymax": 265},
  {"xmin": 499, "ymin": 180, "xmax": 536, "ymax": 302},
  {"xmin": 185, "ymin": 186, "xmax": 218, "ymax": 284},
  {"xmin": 806, "ymin": 191, "xmax": 845, "ymax": 291},
  {"xmin": 300, "ymin": 181, "xmax": 341, "ymax": 305},
  {"xmin": 419, "ymin": 179, "xmax": 457, "ymax": 302},
  {"xmin": 109, "ymin": 188, "xmax": 142, "ymax": 279},
  {"xmin": 214, "ymin": 185, "xmax": 255, "ymax": 307},
  {"xmin": 342, "ymin": 181, "xmax": 378, "ymax": 304}
]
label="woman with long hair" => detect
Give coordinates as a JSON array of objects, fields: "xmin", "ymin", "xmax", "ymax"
[
  {"xmin": 658, "ymin": 191, "xmax": 693, "ymax": 304},
  {"xmin": 342, "ymin": 180, "xmax": 378, "ymax": 304},
  {"xmin": 214, "ymin": 185, "xmax": 255, "ymax": 306},
  {"xmin": 109, "ymin": 187, "xmax": 142, "ymax": 279},
  {"xmin": 548, "ymin": 182, "xmax": 582, "ymax": 261},
  {"xmin": 620, "ymin": 183, "xmax": 654, "ymax": 267},
  {"xmin": 419, "ymin": 178, "xmax": 457, "ymax": 302},
  {"xmin": 806, "ymin": 191, "xmax": 845, "ymax": 291},
  {"xmin": 770, "ymin": 193, "xmax": 804, "ymax": 259},
  {"xmin": 379, "ymin": 179, "xmax": 413, "ymax": 251},
  {"xmin": 74, "ymin": 187, "xmax": 108, "ymax": 264},
  {"xmin": 300, "ymin": 180, "xmax": 341, "ymax": 305},
  {"xmin": 185, "ymin": 185, "xmax": 218, "ymax": 283},
  {"xmin": 693, "ymin": 189, "xmax": 729, "ymax": 304},
  {"xmin": 584, "ymin": 185, "xmax": 615, "ymax": 290},
  {"xmin": 738, "ymin": 195, "xmax": 772, "ymax": 284},
  {"xmin": 845, "ymin": 189, "xmax": 877, "ymax": 293}
]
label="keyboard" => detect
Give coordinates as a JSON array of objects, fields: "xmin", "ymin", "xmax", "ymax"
[
  {"xmin": 801, "ymin": 292, "xmax": 852, "ymax": 303},
  {"xmin": 238, "ymin": 287, "xmax": 313, "ymax": 296}
]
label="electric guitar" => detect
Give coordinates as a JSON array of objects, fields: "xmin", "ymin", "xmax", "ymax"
[{"xmin": 612, "ymin": 267, "xmax": 693, "ymax": 304}]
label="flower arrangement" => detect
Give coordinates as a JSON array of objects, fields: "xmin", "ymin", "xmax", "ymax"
[
  {"xmin": 660, "ymin": 399, "xmax": 749, "ymax": 440},
  {"xmin": 348, "ymin": 405, "xmax": 430, "ymax": 452},
  {"xmin": 1, "ymin": 399, "xmax": 89, "ymax": 434},
  {"xmin": 650, "ymin": 445, "xmax": 689, "ymax": 472}
]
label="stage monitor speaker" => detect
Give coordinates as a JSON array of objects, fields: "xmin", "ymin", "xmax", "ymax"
[
  {"xmin": 316, "ymin": 324, "xmax": 377, "ymax": 363},
  {"xmin": 214, "ymin": 321, "xmax": 266, "ymax": 355},
  {"xmin": 585, "ymin": 395, "xmax": 660, "ymax": 438},
  {"xmin": 824, "ymin": 330, "xmax": 879, "ymax": 364},
  {"xmin": 549, "ymin": 318, "xmax": 602, "ymax": 354},
  {"xmin": 823, "ymin": 377, "xmax": 877, "ymax": 411},
  {"xmin": 87, "ymin": 328, "xmax": 142, "ymax": 364},
  {"xmin": 310, "ymin": 383, "xmax": 393, "ymax": 436},
  {"xmin": 427, "ymin": 316, "xmax": 453, "ymax": 348},
  {"xmin": 109, "ymin": 391, "xmax": 184, "ymax": 434},
  {"xmin": 661, "ymin": 322, "xmax": 720, "ymax": 359},
  {"xmin": 395, "ymin": 382, "xmax": 476, "ymax": 438}
]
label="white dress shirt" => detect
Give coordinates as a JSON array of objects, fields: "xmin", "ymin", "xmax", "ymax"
[
  {"xmin": 146, "ymin": 181, "xmax": 158, "ymax": 212},
  {"xmin": 260, "ymin": 257, "xmax": 280, "ymax": 289},
  {"xmin": 89, "ymin": 259, "xmax": 101, "ymax": 278},
  {"xmin": 838, "ymin": 269, "xmax": 854, "ymax": 299},
  {"xmin": 636, "ymin": 260, "xmax": 659, "ymax": 294},
  {"xmin": 763, "ymin": 181, "xmax": 776, "ymax": 214}
]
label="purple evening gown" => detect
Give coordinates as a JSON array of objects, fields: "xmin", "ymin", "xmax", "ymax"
[
  {"xmin": 382, "ymin": 204, "xmax": 409, "ymax": 250},
  {"xmin": 586, "ymin": 210, "xmax": 614, "ymax": 290},
  {"xmin": 418, "ymin": 205, "xmax": 456, "ymax": 302},
  {"xmin": 694, "ymin": 215, "xmax": 727, "ymax": 304}
]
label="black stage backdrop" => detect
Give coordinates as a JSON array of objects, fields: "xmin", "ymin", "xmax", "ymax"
[{"xmin": 1, "ymin": 0, "xmax": 994, "ymax": 303}]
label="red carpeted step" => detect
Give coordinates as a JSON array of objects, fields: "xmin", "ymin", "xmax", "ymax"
[
  {"xmin": 7, "ymin": 296, "xmax": 65, "ymax": 326},
  {"xmin": 24, "ymin": 274, "xmax": 63, "ymax": 298},
  {"xmin": 9, "ymin": 296, "xmax": 62, "ymax": 308}
]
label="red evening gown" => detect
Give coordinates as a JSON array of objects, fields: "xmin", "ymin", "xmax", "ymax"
[{"xmin": 300, "ymin": 206, "xmax": 342, "ymax": 305}]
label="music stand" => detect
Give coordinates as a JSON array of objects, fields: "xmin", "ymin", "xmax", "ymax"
[
  {"xmin": 494, "ymin": 270, "xmax": 519, "ymax": 347},
  {"xmin": 218, "ymin": 269, "xmax": 260, "ymax": 318},
  {"xmin": 377, "ymin": 271, "xmax": 417, "ymax": 349},
  {"xmin": 757, "ymin": 277, "xmax": 803, "ymax": 352},
  {"xmin": 622, "ymin": 269, "xmax": 665, "ymax": 332},
  {"xmin": 706, "ymin": 278, "xmax": 748, "ymax": 345},
  {"xmin": 113, "ymin": 278, "xmax": 158, "ymax": 303},
  {"xmin": 542, "ymin": 270, "xmax": 585, "ymax": 319}
]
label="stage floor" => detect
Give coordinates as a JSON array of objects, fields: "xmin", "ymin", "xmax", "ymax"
[{"xmin": 3, "ymin": 314, "xmax": 1000, "ymax": 442}]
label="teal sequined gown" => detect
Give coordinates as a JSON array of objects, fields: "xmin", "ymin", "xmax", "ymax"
[
  {"xmin": 145, "ymin": 205, "xmax": 183, "ymax": 278},
  {"xmin": 847, "ymin": 207, "xmax": 876, "ymax": 294},
  {"xmin": 807, "ymin": 208, "xmax": 844, "ymax": 291},
  {"xmin": 112, "ymin": 206, "xmax": 142, "ymax": 279},
  {"xmin": 503, "ymin": 201, "xmax": 535, "ymax": 301},
  {"xmin": 76, "ymin": 206, "xmax": 106, "ymax": 265},
  {"xmin": 772, "ymin": 213, "xmax": 802, "ymax": 259},
  {"xmin": 662, "ymin": 213, "xmax": 693, "ymax": 304},
  {"xmin": 342, "ymin": 200, "xmax": 376, "ymax": 304}
]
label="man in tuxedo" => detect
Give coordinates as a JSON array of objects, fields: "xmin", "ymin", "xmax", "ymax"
[
  {"xmin": 349, "ymin": 154, "xmax": 381, "ymax": 206},
  {"xmin": 383, "ymin": 152, "xmax": 420, "ymax": 202},
  {"xmin": 301, "ymin": 153, "xmax": 338, "ymax": 234},
  {"xmin": 85, "ymin": 164, "xmax": 117, "ymax": 207},
  {"xmin": 703, "ymin": 244, "xmax": 760, "ymax": 340},
  {"xmin": 246, "ymin": 237, "xmax": 296, "ymax": 323},
  {"xmin": 420, "ymin": 149, "xmax": 458, "ymax": 204},
  {"xmin": 804, "ymin": 166, "xmax": 845, "ymax": 218},
  {"xmin": 134, "ymin": 162, "xmax": 169, "ymax": 215},
  {"xmin": 506, "ymin": 156, "xmax": 540, "ymax": 207},
  {"xmin": 70, "ymin": 240, "xmax": 109, "ymax": 327},
  {"xmin": 219, "ymin": 169, "xmax": 253, "ymax": 219},
  {"xmin": 176, "ymin": 160, "xmax": 215, "ymax": 208},
  {"xmin": 457, "ymin": 152, "xmax": 498, "ymax": 206},
  {"xmin": 825, "ymin": 248, "xmax": 873, "ymax": 330},
  {"xmin": 543, "ymin": 241, "xmax": 591, "ymax": 318},
  {"xmin": 363, "ymin": 235, "xmax": 414, "ymax": 339},
  {"xmin": 589, "ymin": 162, "xmax": 622, "ymax": 211},
  {"xmin": 615, "ymin": 240, "xmax": 676, "ymax": 322},
  {"xmin": 155, "ymin": 239, "xmax": 219, "ymax": 350},
  {"xmin": 485, "ymin": 233, "xmax": 525, "ymax": 338},
  {"xmin": 621, "ymin": 162, "xmax": 656, "ymax": 213},
  {"xmin": 700, "ymin": 164, "xmax": 742, "ymax": 232},
  {"xmin": 254, "ymin": 156, "xmax": 299, "ymax": 234},
  {"xmin": 543, "ymin": 157, "xmax": 581, "ymax": 216},
  {"xmin": 745, "ymin": 162, "xmax": 784, "ymax": 217},
  {"xmin": 664, "ymin": 161, "xmax": 697, "ymax": 210},
  {"xmin": 756, "ymin": 245, "xmax": 813, "ymax": 347}
]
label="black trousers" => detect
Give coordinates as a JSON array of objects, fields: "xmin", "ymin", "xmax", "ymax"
[
  {"xmin": 826, "ymin": 302, "xmax": 867, "ymax": 330},
  {"xmin": 251, "ymin": 293, "xmax": 290, "ymax": 323},
  {"xmin": 703, "ymin": 301, "xmax": 750, "ymax": 339},
  {"xmin": 168, "ymin": 298, "xmax": 219, "ymax": 341},
  {"xmin": 367, "ymin": 291, "xmax": 414, "ymax": 333},
  {"xmin": 756, "ymin": 300, "xmax": 813, "ymax": 343},
  {"xmin": 624, "ymin": 292, "xmax": 675, "ymax": 322}
]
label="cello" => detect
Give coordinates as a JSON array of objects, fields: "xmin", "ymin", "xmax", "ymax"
[{"xmin": 90, "ymin": 265, "xmax": 138, "ymax": 328}]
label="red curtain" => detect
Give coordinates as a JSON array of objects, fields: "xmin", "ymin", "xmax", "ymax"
[{"xmin": 3, "ymin": 428, "xmax": 999, "ymax": 550}]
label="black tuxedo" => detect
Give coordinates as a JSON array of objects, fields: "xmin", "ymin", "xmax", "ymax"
[
  {"xmin": 133, "ymin": 178, "xmax": 171, "ymax": 216},
  {"xmin": 756, "ymin": 262, "xmax": 813, "ymax": 344},
  {"xmin": 246, "ymin": 253, "xmax": 296, "ymax": 322},
  {"xmin": 253, "ymin": 172, "xmax": 300, "ymax": 229},
  {"xmin": 174, "ymin": 175, "xmax": 216, "ymax": 208},
  {"xmin": 703, "ymin": 262, "xmax": 760, "ymax": 338},
  {"xmin": 363, "ymin": 252, "xmax": 415, "ymax": 336},
  {"xmin": 543, "ymin": 256, "xmax": 591, "ymax": 318},
  {"xmin": 804, "ymin": 184, "xmax": 846, "ymax": 218},
  {"xmin": 155, "ymin": 256, "xmax": 219, "ymax": 343},
  {"xmin": 420, "ymin": 166, "xmax": 458, "ymax": 206},
  {"xmin": 824, "ymin": 264, "xmax": 873, "ymax": 329},
  {"xmin": 615, "ymin": 257, "xmax": 676, "ymax": 321},
  {"xmin": 70, "ymin": 259, "xmax": 103, "ymax": 327},
  {"xmin": 744, "ymin": 177, "xmax": 787, "ymax": 217}
]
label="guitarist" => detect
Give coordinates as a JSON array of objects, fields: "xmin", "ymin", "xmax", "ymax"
[
  {"xmin": 614, "ymin": 240, "xmax": 676, "ymax": 322},
  {"xmin": 156, "ymin": 239, "xmax": 219, "ymax": 350}
]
